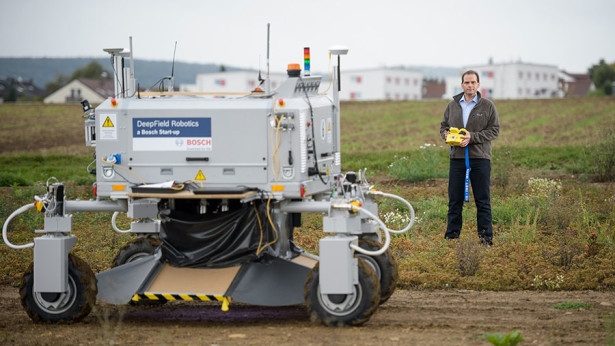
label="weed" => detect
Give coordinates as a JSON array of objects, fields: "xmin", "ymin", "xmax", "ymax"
[
  {"xmin": 93, "ymin": 304, "xmax": 127, "ymax": 345},
  {"xmin": 605, "ymin": 312, "xmax": 615, "ymax": 346},
  {"xmin": 492, "ymin": 149, "xmax": 514, "ymax": 190},
  {"xmin": 507, "ymin": 209, "xmax": 539, "ymax": 244},
  {"xmin": 533, "ymin": 274, "xmax": 565, "ymax": 290},
  {"xmin": 588, "ymin": 128, "xmax": 615, "ymax": 182},
  {"xmin": 527, "ymin": 177, "xmax": 561, "ymax": 199},
  {"xmin": 552, "ymin": 301, "xmax": 592, "ymax": 310},
  {"xmin": 482, "ymin": 330, "xmax": 523, "ymax": 346},
  {"xmin": 585, "ymin": 232, "xmax": 602, "ymax": 257},
  {"xmin": 541, "ymin": 228, "xmax": 584, "ymax": 269},
  {"xmin": 381, "ymin": 208, "xmax": 413, "ymax": 230},
  {"xmin": 455, "ymin": 238, "xmax": 483, "ymax": 277},
  {"xmin": 544, "ymin": 193, "xmax": 580, "ymax": 230}
]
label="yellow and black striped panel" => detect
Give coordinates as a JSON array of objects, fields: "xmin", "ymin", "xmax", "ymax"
[{"xmin": 132, "ymin": 293, "xmax": 226, "ymax": 303}]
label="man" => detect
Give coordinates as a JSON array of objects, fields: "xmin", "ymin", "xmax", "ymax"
[{"xmin": 440, "ymin": 70, "xmax": 500, "ymax": 246}]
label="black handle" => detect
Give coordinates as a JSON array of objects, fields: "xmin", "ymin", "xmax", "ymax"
[{"xmin": 186, "ymin": 157, "xmax": 209, "ymax": 162}]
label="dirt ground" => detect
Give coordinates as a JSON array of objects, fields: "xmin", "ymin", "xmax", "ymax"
[{"xmin": 0, "ymin": 285, "xmax": 613, "ymax": 346}]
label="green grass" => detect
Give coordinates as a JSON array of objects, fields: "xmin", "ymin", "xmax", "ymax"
[
  {"xmin": 0, "ymin": 154, "xmax": 95, "ymax": 186},
  {"xmin": 1, "ymin": 99, "xmax": 615, "ymax": 291}
]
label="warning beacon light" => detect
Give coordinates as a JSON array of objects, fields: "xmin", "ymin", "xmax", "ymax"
[{"xmin": 304, "ymin": 47, "xmax": 311, "ymax": 76}]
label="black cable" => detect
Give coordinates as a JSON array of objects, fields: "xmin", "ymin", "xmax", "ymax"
[{"xmin": 298, "ymin": 76, "xmax": 328, "ymax": 185}]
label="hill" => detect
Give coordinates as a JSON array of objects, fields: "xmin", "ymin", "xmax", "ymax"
[
  {"xmin": 0, "ymin": 57, "xmax": 236, "ymax": 90},
  {"xmin": 0, "ymin": 58, "xmax": 462, "ymax": 91}
]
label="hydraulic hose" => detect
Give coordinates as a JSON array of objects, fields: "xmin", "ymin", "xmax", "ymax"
[
  {"xmin": 111, "ymin": 211, "xmax": 132, "ymax": 233},
  {"xmin": 2, "ymin": 203, "xmax": 35, "ymax": 249},
  {"xmin": 345, "ymin": 204, "xmax": 391, "ymax": 256},
  {"xmin": 342, "ymin": 190, "xmax": 415, "ymax": 256},
  {"xmin": 366, "ymin": 190, "xmax": 416, "ymax": 234}
]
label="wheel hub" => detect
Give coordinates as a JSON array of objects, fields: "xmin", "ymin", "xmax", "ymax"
[{"xmin": 33, "ymin": 276, "xmax": 77, "ymax": 314}]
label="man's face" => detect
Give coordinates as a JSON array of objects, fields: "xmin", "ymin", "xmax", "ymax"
[{"xmin": 462, "ymin": 74, "xmax": 479, "ymax": 98}]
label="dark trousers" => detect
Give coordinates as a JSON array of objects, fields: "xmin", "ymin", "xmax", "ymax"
[{"xmin": 445, "ymin": 158, "xmax": 493, "ymax": 243}]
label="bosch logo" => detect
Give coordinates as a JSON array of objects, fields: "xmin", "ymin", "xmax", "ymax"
[{"xmin": 187, "ymin": 139, "xmax": 212, "ymax": 146}]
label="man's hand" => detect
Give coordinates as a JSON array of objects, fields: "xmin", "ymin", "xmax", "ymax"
[{"xmin": 459, "ymin": 132, "xmax": 471, "ymax": 147}]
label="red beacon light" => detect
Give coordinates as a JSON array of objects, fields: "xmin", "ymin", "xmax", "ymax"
[{"xmin": 110, "ymin": 97, "xmax": 118, "ymax": 107}]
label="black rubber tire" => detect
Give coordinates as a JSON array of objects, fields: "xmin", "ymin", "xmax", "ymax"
[
  {"xmin": 19, "ymin": 253, "xmax": 97, "ymax": 324},
  {"xmin": 356, "ymin": 238, "xmax": 399, "ymax": 305},
  {"xmin": 113, "ymin": 237, "xmax": 164, "ymax": 306},
  {"xmin": 112, "ymin": 237, "xmax": 161, "ymax": 267},
  {"xmin": 304, "ymin": 257, "xmax": 381, "ymax": 327}
]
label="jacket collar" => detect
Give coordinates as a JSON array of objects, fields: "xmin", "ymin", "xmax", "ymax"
[{"xmin": 453, "ymin": 91, "xmax": 482, "ymax": 103}]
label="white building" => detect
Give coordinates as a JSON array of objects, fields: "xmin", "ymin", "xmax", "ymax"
[
  {"xmin": 339, "ymin": 68, "xmax": 423, "ymax": 101},
  {"xmin": 181, "ymin": 68, "xmax": 423, "ymax": 101},
  {"xmin": 444, "ymin": 62, "xmax": 560, "ymax": 100},
  {"xmin": 180, "ymin": 71, "xmax": 288, "ymax": 94}
]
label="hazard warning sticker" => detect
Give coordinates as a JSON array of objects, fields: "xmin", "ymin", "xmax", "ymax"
[
  {"xmin": 194, "ymin": 170, "xmax": 206, "ymax": 181},
  {"xmin": 99, "ymin": 114, "xmax": 117, "ymax": 140}
]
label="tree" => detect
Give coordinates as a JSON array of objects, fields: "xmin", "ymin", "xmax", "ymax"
[
  {"xmin": 70, "ymin": 61, "xmax": 110, "ymax": 80},
  {"xmin": 588, "ymin": 59, "xmax": 615, "ymax": 96},
  {"xmin": 45, "ymin": 73, "xmax": 70, "ymax": 94},
  {"xmin": 4, "ymin": 83, "xmax": 17, "ymax": 103}
]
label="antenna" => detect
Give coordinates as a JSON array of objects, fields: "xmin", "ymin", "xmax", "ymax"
[
  {"xmin": 257, "ymin": 56, "xmax": 264, "ymax": 88},
  {"xmin": 265, "ymin": 23, "xmax": 271, "ymax": 94},
  {"xmin": 129, "ymin": 37, "xmax": 135, "ymax": 83},
  {"xmin": 128, "ymin": 36, "xmax": 135, "ymax": 96},
  {"xmin": 168, "ymin": 41, "xmax": 177, "ymax": 92}
]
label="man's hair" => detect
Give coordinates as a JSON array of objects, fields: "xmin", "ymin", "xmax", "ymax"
[{"xmin": 461, "ymin": 70, "xmax": 480, "ymax": 83}]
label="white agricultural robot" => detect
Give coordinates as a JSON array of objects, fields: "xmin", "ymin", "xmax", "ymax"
[{"xmin": 3, "ymin": 33, "xmax": 414, "ymax": 327}]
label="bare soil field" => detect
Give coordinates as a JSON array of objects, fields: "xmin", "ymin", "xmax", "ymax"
[{"xmin": 0, "ymin": 285, "xmax": 613, "ymax": 345}]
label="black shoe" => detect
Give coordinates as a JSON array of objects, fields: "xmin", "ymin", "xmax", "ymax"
[
  {"xmin": 480, "ymin": 238, "xmax": 493, "ymax": 247},
  {"xmin": 445, "ymin": 230, "xmax": 460, "ymax": 239}
]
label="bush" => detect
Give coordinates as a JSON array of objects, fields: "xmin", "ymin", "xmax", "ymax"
[
  {"xmin": 455, "ymin": 238, "xmax": 483, "ymax": 276},
  {"xmin": 590, "ymin": 129, "xmax": 615, "ymax": 182}
]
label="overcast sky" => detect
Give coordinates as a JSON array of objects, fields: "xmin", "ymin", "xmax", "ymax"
[{"xmin": 1, "ymin": 0, "xmax": 613, "ymax": 73}]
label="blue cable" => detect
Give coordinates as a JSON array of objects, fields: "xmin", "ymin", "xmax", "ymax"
[{"xmin": 464, "ymin": 146, "xmax": 470, "ymax": 202}]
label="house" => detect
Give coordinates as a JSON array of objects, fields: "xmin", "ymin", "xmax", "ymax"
[
  {"xmin": 0, "ymin": 77, "xmax": 45, "ymax": 102},
  {"xmin": 445, "ymin": 62, "xmax": 560, "ymax": 100},
  {"xmin": 559, "ymin": 71, "xmax": 594, "ymax": 97},
  {"xmin": 422, "ymin": 78, "xmax": 446, "ymax": 100},
  {"xmin": 44, "ymin": 78, "xmax": 115, "ymax": 104}
]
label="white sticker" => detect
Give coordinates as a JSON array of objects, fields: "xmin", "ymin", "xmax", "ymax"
[{"xmin": 100, "ymin": 114, "xmax": 117, "ymax": 140}]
